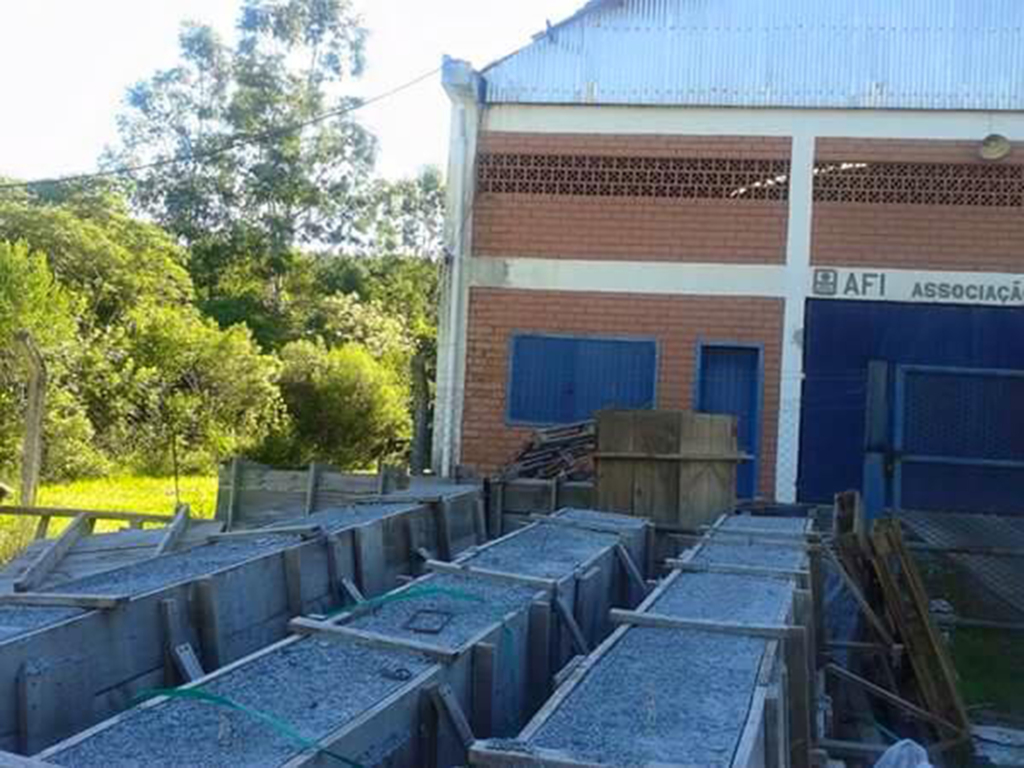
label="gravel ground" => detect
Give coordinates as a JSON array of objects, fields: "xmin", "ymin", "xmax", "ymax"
[
  {"xmin": 530, "ymin": 626, "xmax": 766, "ymax": 766},
  {"xmin": 0, "ymin": 605, "xmax": 85, "ymax": 642},
  {"xmin": 53, "ymin": 636, "xmax": 434, "ymax": 768},
  {"xmin": 720, "ymin": 515, "xmax": 809, "ymax": 534},
  {"xmin": 555, "ymin": 509, "xmax": 646, "ymax": 530},
  {"xmin": 652, "ymin": 571, "xmax": 792, "ymax": 624},
  {"xmin": 347, "ymin": 573, "xmax": 537, "ymax": 651},
  {"xmin": 54, "ymin": 536, "xmax": 305, "ymax": 597},
  {"xmin": 694, "ymin": 515, "xmax": 809, "ymax": 570},
  {"xmin": 291, "ymin": 503, "xmax": 420, "ymax": 533},
  {"xmin": 468, "ymin": 526, "xmax": 618, "ymax": 580}
]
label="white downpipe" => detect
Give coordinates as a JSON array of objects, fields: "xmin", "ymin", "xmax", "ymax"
[{"xmin": 437, "ymin": 62, "xmax": 481, "ymax": 478}]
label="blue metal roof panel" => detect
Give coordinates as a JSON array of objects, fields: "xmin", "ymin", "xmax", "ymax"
[{"xmin": 483, "ymin": 0, "xmax": 1024, "ymax": 110}]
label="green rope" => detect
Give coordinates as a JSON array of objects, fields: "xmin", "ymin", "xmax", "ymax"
[
  {"xmin": 135, "ymin": 688, "xmax": 365, "ymax": 768},
  {"xmin": 131, "ymin": 586, "xmax": 515, "ymax": 768}
]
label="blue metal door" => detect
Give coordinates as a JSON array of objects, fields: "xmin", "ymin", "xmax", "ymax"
[
  {"xmin": 893, "ymin": 365, "xmax": 1024, "ymax": 515},
  {"xmin": 697, "ymin": 345, "xmax": 761, "ymax": 499}
]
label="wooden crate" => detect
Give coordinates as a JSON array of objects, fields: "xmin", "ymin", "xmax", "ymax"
[{"xmin": 594, "ymin": 410, "xmax": 742, "ymax": 529}]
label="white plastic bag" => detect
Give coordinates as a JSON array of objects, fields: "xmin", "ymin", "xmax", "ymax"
[{"xmin": 873, "ymin": 740, "xmax": 934, "ymax": 768}]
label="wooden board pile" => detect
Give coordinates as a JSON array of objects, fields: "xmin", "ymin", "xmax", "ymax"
[
  {"xmin": 825, "ymin": 491, "xmax": 973, "ymax": 763},
  {"xmin": 501, "ymin": 422, "xmax": 596, "ymax": 481}
]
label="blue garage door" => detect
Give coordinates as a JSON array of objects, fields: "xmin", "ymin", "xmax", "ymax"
[
  {"xmin": 800, "ymin": 300, "xmax": 1024, "ymax": 508},
  {"xmin": 697, "ymin": 345, "xmax": 761, "ymax": 499},
  {"xmin": 508, "ymin": 335, "xmax": 657, "ymax": 425}
]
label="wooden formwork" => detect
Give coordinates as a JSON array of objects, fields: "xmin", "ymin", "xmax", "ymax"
[
  {"xmin": 38, "ymin": 630, "xmax": 448, "ymax": 768},
  {"xmin": 438, "ymin": 511, "xmax": 651, "ymax": 672},
  {"xmin": 486, "ymin": 479, "xmax": 596, "ymax": 537},
  {"xmin": 0, "ymin": 495, "xmax": 483, "ymax": 756},
  {"xmin": 470, "ymin": 514, "xmax": 818, "ymax": 768},
  {"xmin": 292, "ymin": 570, "xmax": 549, "ymax": 766},
  {"xmin": 35, "ymin": 508, "xmax": 652, "ymax": 768}
]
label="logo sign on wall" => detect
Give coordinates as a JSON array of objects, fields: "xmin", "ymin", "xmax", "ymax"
[{"xmin": 811, "ymin": 268, "xmax": 1024, "ymax": 307}]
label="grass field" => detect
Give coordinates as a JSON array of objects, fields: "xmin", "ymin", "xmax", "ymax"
[{"xmin": 0, "ymin": 475, "xmax": 217, "ymax": 563}]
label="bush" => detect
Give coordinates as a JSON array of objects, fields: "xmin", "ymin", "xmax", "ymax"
[{"xmin": 260, "ymin": 340, "xmax": 410, "ymax": 468}]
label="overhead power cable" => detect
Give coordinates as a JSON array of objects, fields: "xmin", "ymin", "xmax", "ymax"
[{"xmin": 0, "ymin": 67, "xmax": 441, "ymax": 192}]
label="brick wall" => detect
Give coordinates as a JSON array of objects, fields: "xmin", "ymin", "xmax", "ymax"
[
  {"xmin": 813, "ymin": 138, "xmax": 1024, "ymax": 272},
  {"xmin": 473, "ymin": 133, "xmax": 791, "ymax": 264},
  {"xmin": 461, "ymin": 287, "xmax": 784, "ymax": 497}
]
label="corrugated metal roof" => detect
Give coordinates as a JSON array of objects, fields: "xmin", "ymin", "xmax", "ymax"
[{"xmin": 483, "ymin": 0, "xmax": 1024, "ymax": 111}]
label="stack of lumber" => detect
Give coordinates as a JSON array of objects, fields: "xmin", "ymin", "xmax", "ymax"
[
  {"xmin": 501, "ymin": 421, "xmax": 596, "ymax": 480},
  {"xmin": 826, "ymin": 492, "xmax": 972, "ymax": 761}
]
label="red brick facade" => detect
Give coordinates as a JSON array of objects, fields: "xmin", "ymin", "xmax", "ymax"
[
  {"xmin": 813, "ymin": 138, "xmax": 1024, "ymax": 273},
  {"xmin": 473, "ymin": 133, "xmax": 791, "ymax": 264},
  {"xmin": 461, "ymin": 288, "xmax": 784, "ymax": 497}
]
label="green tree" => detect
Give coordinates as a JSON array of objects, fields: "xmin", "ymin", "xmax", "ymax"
[
  {"xmin": 0, "ymin": 185, "xmax": 192, "ymax": 325},
  {"xmin": 355, "ymin": 167, "xmax": 446, "ymax": 259},
  {"xmin": 259, "ymin": 340, "xmax": 409, "ymax": 468},
  {"xmin": 107, "ymin": 0, "xmax": 375, "ymax": 307},
  {"xmin": 0, "ymin": 241, "xmax": 106, "ymax": 481}
]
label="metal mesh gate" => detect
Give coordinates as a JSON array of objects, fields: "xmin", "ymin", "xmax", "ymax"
[{"xmin": 895, "ymin": 366, "xmax": 1024, "ymax": 515}]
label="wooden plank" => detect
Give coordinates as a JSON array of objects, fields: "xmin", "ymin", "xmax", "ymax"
[
  {"xmin": 324, "ymin": 534, "xmax": 344, "ymax": 604},
  {"xmin": 610, "ymin": 609, "xmax": 799, "ymax": 639},
  {"xmin": 487, "ymin": 479, "xmax": 504, "ymax": 540},
  {"xmin": 426, "ymin": 559, "xmax": 558, "ymax": 592},
  {"xmin": 154, "ymin": 505, "xmax": 190, "ymax": 556},
  {"xmin": 554, "ymin": 655, "xmax": 584, "ymax": 689},
  {"xmin": 0, "ymin": 750, "xmax": 60, "ymax": 767},
  {"xmin": 615, "ymin": 543, "xmax": 649, "ymax": 600},
  {"xmin": 207, "ymin": 525, "xmax": 325, "ymax": 541},
  {"xmin": 430, "ymin": 683, "xmax": 474, "ymax": 749},
  {"xmin": 158, "ymin": 598, "xmax": 183, "ymax": 686},
  {"xmin": 731, "ymin": 685, "xmax": 769, "ymax": 768},
  {"xmin": 304, "ymin": 462, "xmax": 319, "ymax": 516},
  {"xmin": 824, "ymin": 664, "xmax": 963, "ymax": 736},
  {"xmin": 226, "ymin": 456, "xmax": 241, "ymax": 530},
  {"xmin": 341, "ymin": 578, "xmax": 365, "ymax": 604},
  {"xmin": 785, "ymin": 622, "xmax": 812, "ymax": 768},
  {"xmin": 472, "ymin": 642, "xmax": 496, "ymax": 737},
  {"xmin": 288, "ymin": 617, "xmax": 458, "ymax": 663},
  {"xmin": 823, "ymin": 548, "xmax": 897, "ymax": 648},
  {"xmin": 0, "ymin": 593, "xmax": 126, "ymax": 610},
  {"xmin": 32, "ymin": 516, "xmax": 50, "ymax": 542},
  {"xmin": 0, "ymin": 507, "xmax": 175, "ymax": 525},
  {"xmin": 432, "ymin": 500, "xmax": 453, "ymax": 561},
  {"xmin": 354, "ymin": 523, "xmax": 386, "ymax": 597},
  {"xmin": 14, "ymin": 514, "xmax": 95, "ymax": 593},
  {"xmin": 553, "ymin": 596, "xmax": 590, "ymax": 655},
  {"xmin": 473, "ymin": 497, "xmax": 488, "ymax": 545},
  {"xmin": 667, "ymin": 559, "xmax": 806, "ymax": 581},
  {"xmin": 527, "ymin": 600, "xmax": 553, "ymax": 712},
  {"xmin": 18, "ymin": 657, "xmax": 91, "ymax": 755},
  {"xmin": 283, "ymin": 547, "xmax": 304, "ymax": 616},
  {"xmin": 172, "ymin": 644, "xmax": 205, "ymax": 683},
  {"xmin": 194, "ymin": 578, "xmax": 223, "ymax": 670},
  {"xmin": 597, "ymin": 451, "xmax": 748, "ymax": 461},
  {"xmin": 470, "ymin": 742, "xmax": 608, "ymax": 768}
]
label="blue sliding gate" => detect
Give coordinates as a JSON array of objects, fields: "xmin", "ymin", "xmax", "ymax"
[
  {"xmin": 697, "ymin": 345, "xmax": 761, "ymax": 499},
  {"xmin": 893, "ymin": 365, "xmax": 1024, "ymax": 515}
]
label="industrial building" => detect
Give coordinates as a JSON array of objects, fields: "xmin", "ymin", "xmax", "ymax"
[{"xmin": 433, "ymin": 0, "xmax": 1024, "ymax": 514}]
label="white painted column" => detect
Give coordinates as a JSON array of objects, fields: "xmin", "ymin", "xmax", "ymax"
[{"xmin": 775, "ymin": 133, "xmax": 816, "ymax": 502}]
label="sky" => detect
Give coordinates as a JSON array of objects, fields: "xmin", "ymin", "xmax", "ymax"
[{"xmin": 0, "ymin": 0, "xmax": 582, "ymax": 183}]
